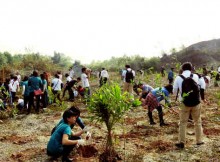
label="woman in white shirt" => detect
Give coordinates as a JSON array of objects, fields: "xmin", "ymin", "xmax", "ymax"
[
  {"xmin": 51, "ymin": 74, "xmax": 63, "ymax": 103},
  {"xmin": 81, "ymin": 67, "xmax": 90, "ymax": 100}
]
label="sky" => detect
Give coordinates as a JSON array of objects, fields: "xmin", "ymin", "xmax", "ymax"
[{"xmin": 0, "ymin": 0, "xmax": 220, "ymax": 64}]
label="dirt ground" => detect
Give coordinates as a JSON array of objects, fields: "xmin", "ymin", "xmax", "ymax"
[{"xmin": 0, "ymin": 76, "xmax": 220, "ymax": 162}]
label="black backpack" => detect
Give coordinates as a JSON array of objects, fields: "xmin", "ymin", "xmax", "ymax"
[
  {"xmin": 179, "ymin": 74, "xmax": 200, "ymax": 107},
  {"xmin": 125, "ymin": 70, "xmax": 134, "ymax": 83}
]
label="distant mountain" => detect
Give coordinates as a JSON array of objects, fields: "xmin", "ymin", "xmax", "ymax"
[
  {"xmin": 187, "ymin": 39, "xmax": 220, "ymax": 53},
  {"xmin": 160, "ymin": 39, "xmax": 220, "ymax": 69}
]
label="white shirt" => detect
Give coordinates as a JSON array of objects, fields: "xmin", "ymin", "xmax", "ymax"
[
  {"xmin": 69, "ymin": 69, "xmax": 74, "ymax": 78},
  {"xmin": 18, "ymin": 99, "xmax": 24, "ymax": 104},
  {"xmin": 173, "ymin": 70, "xmax": 199, "ymax": 101},
  {"xmin": 66, "ymin": 76, "xmax": 72, "ymax": 82},
  {"xmin": 52, "ymin": 78, "xmax": 63, "ymax": 91},
  {"xmin": 9, "ymin": 80, "xmax": 20, "ymax": 92},
  {"xmin": 81, "ymin": 73, "xmax": 90, "ymax": 88},
  {"xmin": 199, "ymin": 77, "xmax": 206, "ymax": 89},
  {"xmin": 100, "ymin": 70, "xmax": 109, "ymax": 78},
  {"xmin": 218, "ymin": 67, "xmax": 220, "ymax": 73}
]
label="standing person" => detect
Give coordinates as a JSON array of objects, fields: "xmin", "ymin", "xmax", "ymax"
[
  {"xmin": 9, "ymin": 76, "xmax": 20, "ymax": 105},
  {"xmin": 51, "ymin": 74, "xmax": 63, "ymax": 104},
  {"xmin": 122, "ymin": 65, "xmax": 135, "ymax": 93},
  {"xmin": 40, "ymin": 74, "xmax": 48, "ymax": 108},
  {"xmin": 161, "ymin": 66, "xmax": 165, "ymax": 77},
  {"xmin": 47, "ymin": 109, "xmax": 86, "ymax": 162},
  {"xmin": 1, "ymin": 78, "xmax": 10, "ymax": 108},
  {"xmin": 173, "ymin": 62, "xmax": 204, "ymax": 149},
  {"xmin": 28, "ymin": 70, "xmax": 42, "ymax": 114},
  {"xmin": 143, "ymin": 84, "xmax": 173, "ymax": 126},
  {"xmin": 22, "ymin": 76, "xmax": 30, "ymax": 110},
  {"xmin": 62, "ymin": 73, "xmax": 73, "ymax": 100},
  {"xmin": 43, "ymin": 72, "xmax": 50, "ymax": 87},
  {"xmin": 69, "ymin": 67, "xmax": 74, "ymax": 79},
  {"xmin": 99, "ymin": 68, "xmax": 109, "ymax": 87},
  {"xmin": 81, "ymin": 67, "xmax": 90, "ymax": 101},
  {"xmin": 168, "ymin": 67, "xmax": 174, "ymax": 84}
]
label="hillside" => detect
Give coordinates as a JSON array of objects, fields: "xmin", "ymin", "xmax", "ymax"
[{"xmin": 161, "ymin": 39, "xmax": 220, "ymax": 69}]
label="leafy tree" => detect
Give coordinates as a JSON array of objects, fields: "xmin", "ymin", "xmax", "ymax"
[
  {"xmin": 51, "ymin": 51, "xmax": 61, "ymax": 64},
  {"xmin": 0, "ymin": 53, "xmax": 7, "ymax": 68},
  {"xmin": 3, "ymin": 52, "xmax": 13, "ymax": 64},
  {"xmin": 88, "ymin": 83, "xmax": 132, "ymax": 161}
]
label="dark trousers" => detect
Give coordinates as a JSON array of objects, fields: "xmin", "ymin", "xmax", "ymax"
[
  {"xmin": 41, "ymin": 91, "xmax": 48, "ymax": 108},
  {"xmin": 53, "ymin": 90, "xmax": 62, "ymax": 103},
  {"xmin": 11, "ymin": 91, "xmax": 16, "ymax": 105},
  {"xmin": 23, "ymin": 95, "xmax": 29, "ymax": 110},
  {"xmin": 100, "ymin": 77, "xmax": 108, "ymax": 87},
  {"xmin": 148, "ymin": 105, "xmax": 164, "ymax": 124},
  {"xmin": 168, "ymin": 78, "xmax": 174, "ymax": 84},
  {"xmin": 63, "ymin": 86, "xmax": 74, "ymax": 100},
  {"xmin": 28, "ymin": 92, "xmax": 40, "ymax": 113}
]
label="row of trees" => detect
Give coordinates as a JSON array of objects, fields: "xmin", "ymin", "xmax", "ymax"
[
  {"xmin": 89, "ymin": 55, "xmax": 162, "ymax": 72},
  {"xmin": 0, "ymin": 51, "xmax": 75, "ymax": 78}
]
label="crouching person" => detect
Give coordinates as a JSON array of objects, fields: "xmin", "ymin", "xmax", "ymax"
[{"xmin": 47, "ymin": 109, "xmax": 86, "ymax": 162}]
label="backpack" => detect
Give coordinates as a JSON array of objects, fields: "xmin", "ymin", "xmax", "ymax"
[
  {"xmin": 179, "ymin": 74, "xmax": 200, "ymax": 107},
  {"xmin": 68, "ymin": 80, "xmax": 77, "ymax": 87},
  {"xmin": 125, "ymin": 70, "xmax": 134, "ymax": 83}
]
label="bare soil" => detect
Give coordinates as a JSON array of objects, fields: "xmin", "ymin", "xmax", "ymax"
[{"xmin": 0, "ymin": 77, "xmax": 220, "ymax": 162}]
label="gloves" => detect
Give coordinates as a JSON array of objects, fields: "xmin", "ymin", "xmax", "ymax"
[
  {"xmin": 82, "ymin": 126, "xmax": 89, "ymax": 133},
  {"xmin": 86, "ymin": 132, "xmax": 91, "ymax": 140},
  {"xmin": 77, "ymin": 139, "xmax": 85, "ymax": 146}
]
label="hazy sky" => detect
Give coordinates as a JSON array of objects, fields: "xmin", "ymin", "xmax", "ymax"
[{"xmin": 0, "ymin": 0, "xmax": 220, "ymax": 64}]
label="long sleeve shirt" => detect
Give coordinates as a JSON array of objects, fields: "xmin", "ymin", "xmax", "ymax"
[{"xmin": 151, "ymin": 87, "xmax": 170, "ymax": 104}]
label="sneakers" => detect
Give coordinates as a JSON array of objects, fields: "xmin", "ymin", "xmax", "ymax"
[
  {"xmin": 62, "ymin": 157, "xmax": 73, "ymax": 162},
  {"xmin": 175, "ymin": 142, "xmax": 184, "ymax": 149},
  {"xmin": 160, "ymin": 122, "xmax": 169, "ymax": 127},
  {"xmin": 150, "ymin": 121, "xmax": 156, "ymax": 125},
  {"xmin": 196, "ymin": 142, "xmax": 204, "ymax": 145}
]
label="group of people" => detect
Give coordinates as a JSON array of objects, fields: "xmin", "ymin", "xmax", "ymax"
[
  {"xmin": 0, "ymin": 71, "xmax": 49, "ymax": 114},
  {"xmin": 123, "ymin": 62, "xmax": 210, "ymax": 149},
  {"xmin": 0, "ymin": 62, "xmax": 215, "ymax": 161},
  {"xmin": 0, "ymin": 66, "xmax": 95, "ymax": 114},
  {"xmin": 46, "ymin": 62, "xmax": 211, "ymax": 161}
]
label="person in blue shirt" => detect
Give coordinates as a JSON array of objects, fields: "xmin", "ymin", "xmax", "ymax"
[
  {"xmin": 47, "ymin": 108, "xmax": 87, "ymax": 162},
  {"xmin": 22, "ymin": 76, "xmax": 29, "ymax": 110},
  {"xmin": 40, "ymin": 74, "xmax": 48, "ymax": 108},
  {"xmin": 143, "ymin": 84, "xmax": 173, "ymax": 126},
  {"xmin": 51, "ymin": 106, "xmax": 87, "ymax": 136},
  {"xmin": 168, "ymin": 67, "xmax": 174, "ymax": 84},
  {"xmin": 137, "ymin": 83, "xmax": 154, "ymax": 100},
  {"xmin": 28, "ymin": 70, "xmax": 42, "ymax": 114}
]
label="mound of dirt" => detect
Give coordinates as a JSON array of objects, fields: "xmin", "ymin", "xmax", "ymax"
[{"xmin": 77, "ymin": 144, "xmax": 98, "ymax": 158}]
